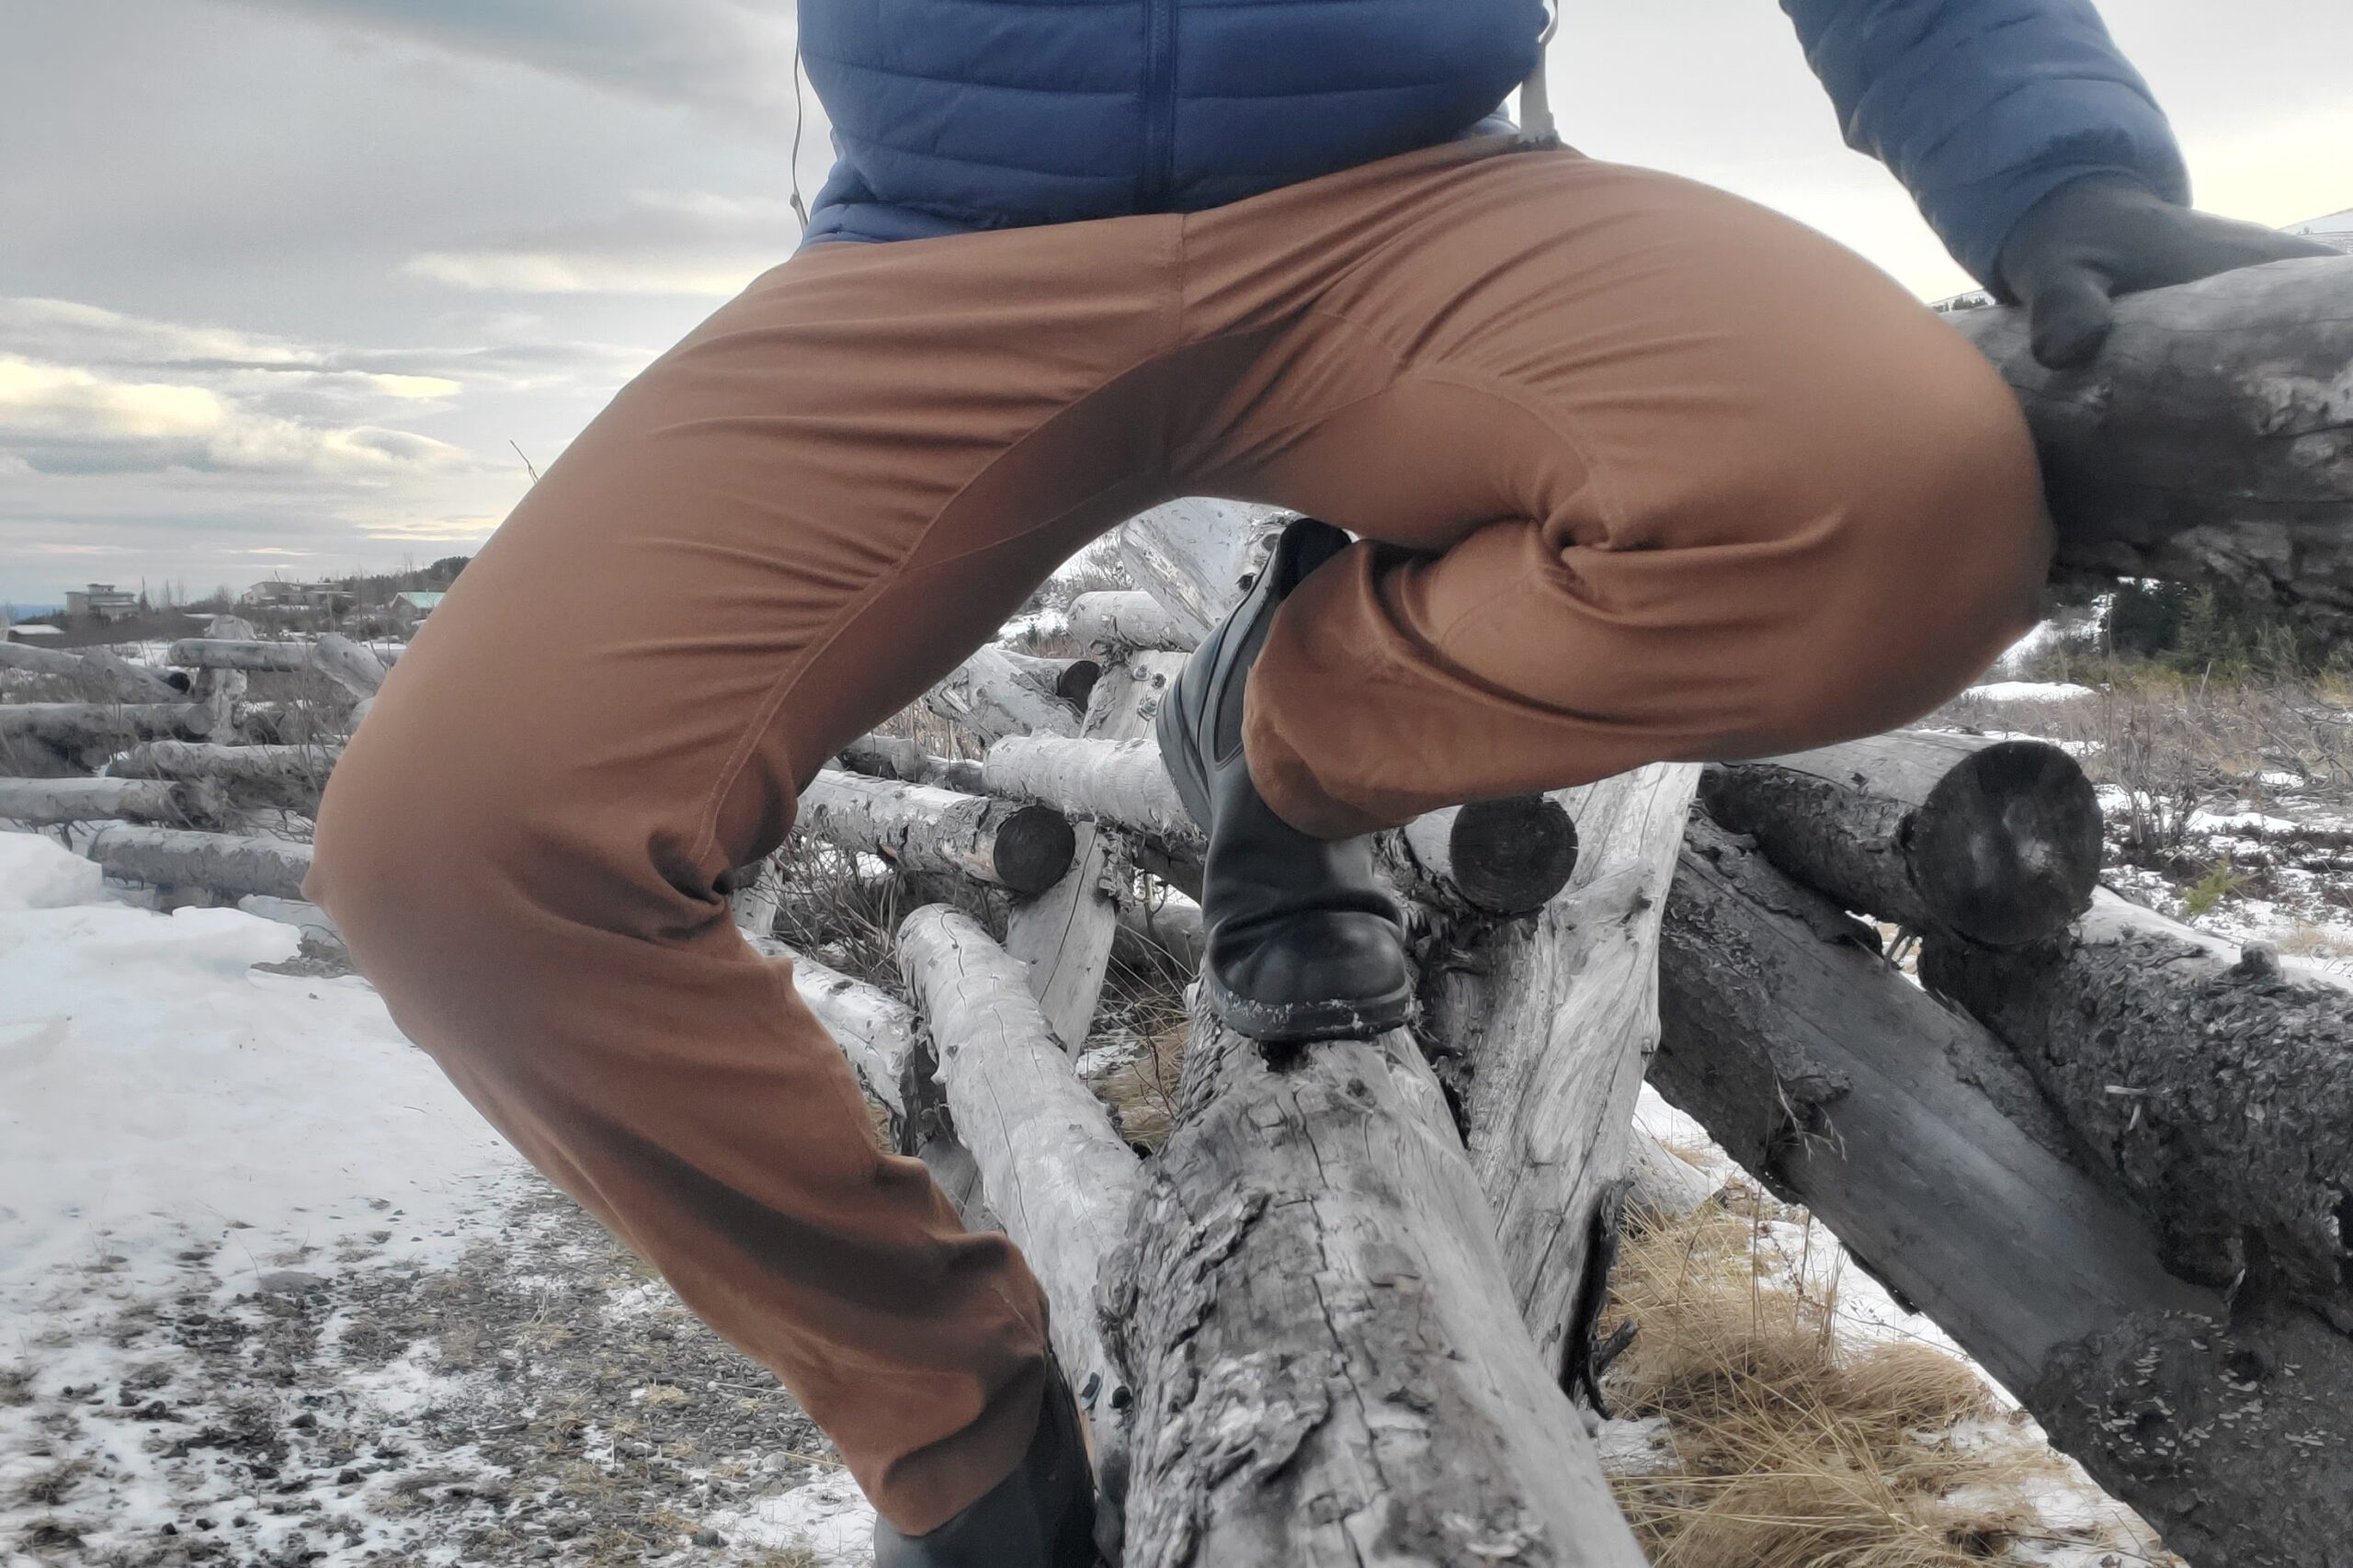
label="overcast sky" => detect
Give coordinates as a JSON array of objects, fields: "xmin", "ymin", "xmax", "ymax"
[{"xmin": 4, "ymin": 0, "xmax": 2347, "ymax": 608}]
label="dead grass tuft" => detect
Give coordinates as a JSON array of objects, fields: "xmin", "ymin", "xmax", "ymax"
[{"xmin": 1604, "ymin": 1204, "xmax": 2072, "ymax": 1568}]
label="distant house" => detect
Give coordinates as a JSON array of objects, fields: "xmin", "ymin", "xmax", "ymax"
[
  {"xmin": 63, "ymin": 583, "xmax": 141, "ymax": 621},
  {"xmin": 240, "ymin": 578, "xmax": 355, "ymax": 614},
  {"xmin": 393, "ymin": 591, "xmax": 447, "ymax": 625}
]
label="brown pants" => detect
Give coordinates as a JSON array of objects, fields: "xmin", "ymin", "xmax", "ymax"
[{"xmin": 307, "ymin": 135, "xmax": 2048, "ymax": 1534}]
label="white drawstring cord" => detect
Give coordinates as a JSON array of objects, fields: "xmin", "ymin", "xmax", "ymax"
[{"xmin": 1518, "ymin": 1, "xmax": 1562, "ymax": 147}]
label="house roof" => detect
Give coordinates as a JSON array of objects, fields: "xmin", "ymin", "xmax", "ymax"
[
  {"xmin": 395, "ymin": 591, "xmax": 448, "ymax": 610},
  {"xmin": 6, "ymin": 624, "xmax": 66, "ymax": 640}
]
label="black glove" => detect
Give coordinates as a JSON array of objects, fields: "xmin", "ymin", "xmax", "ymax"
[{"xmin": 1995, "ymin": 176, "xmax": 2335, "ymax": 369}]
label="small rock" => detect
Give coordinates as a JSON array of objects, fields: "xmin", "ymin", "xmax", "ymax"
[
  {"xmin": 257, "ymin": 1270, "xmax": 328, "ymax": 1295},
  {"xmin": 693, "ymin": 1527, "xmax": 726, "ymax": 1548}
]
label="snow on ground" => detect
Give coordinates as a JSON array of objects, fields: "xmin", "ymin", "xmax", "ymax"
[
  {"xmin": 0, "ymin": 831, "xmax": 869, "ymax": 1567},
  {"xmin": 1963, "ymin": 680, "xmax": 2097, "ymax": 704}
]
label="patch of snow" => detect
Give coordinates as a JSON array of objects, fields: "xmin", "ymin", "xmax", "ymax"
[
  {"xmin": 1964, "ymin": 680, "xmax": 2097, "ymax": 704},
  {"xmin": 711, "ymin": 1468, "xmax": 876, "ymax": 1565}
]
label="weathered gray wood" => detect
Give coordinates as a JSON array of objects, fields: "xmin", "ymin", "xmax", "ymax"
[
  {"xmin": 1105, "ymin": 1000, "xmax": 1646, "ymax": 1567},
  {"xmin": 1623, "ymin": 1129, "xmax": 1718, "ymax": 1225},
  {"xmin": 0, "ymin": 703, "xmax": 214, "ymax": 744},
  {"xmin": 1657, "ymin": 817, "xmax": 2353, "ymax": 1568},
  {"xmin": 109, "ymin": 741, "xmax": 334, "ymax": 812},
  {"xmin": 1110, "ymin": 884, "xmax": 1204, "ymax": 977},
  {"xmin": 795, "ymin": 770, "xmax": 1075, "ymax": 895},
  {"xmin": 312, "ymin": 632, "xmax": 390, "ymax": 699},
  {"xmin": 1001, "ymin": 651, "xmax": 1103, "ymax": 711},
  {"xmin": 1428, "ymin": 766, "xmax": 1697, "ymax": 1386},
  {"xmin": 983, "ymin": 733, "xmax": 1197, "ymax": 848},
  {"xmin": 1923, "ymin": 890, "xmax": 2353, "ymax": 1313},
  {"xmin": 167, "ymin": 639, "xmax": 314, "ymax": 675},
  {"xmin": 923, "ymin": 643, "xmax": 1082, "ymax": 745},
  {"xmin": 1951, "ymin": 256, "xmax": 2353, "ymax": 622},
  {"xmin": 784, "ymin": 944, "xmax": 922, "ymax": 1125},
  {"xmin": 0, "ymin": 775, "xmax": 191, "ymax": 825},
  {"xmin": 1699, "ymin": 732, "xmax": 2103, "ymax": 948},
  {"xmin": 1111, "ymin": 499, "xmax": 1275, "ymax": 642},
  {"xmin": 0, "ymin": 642, "xmax": 181, "ymax": 701},
  {"xmin": 834, "ymin": 733, "xmax": 986, "ymax": 794},
  {"xmin": 85, "ymin": 824, "xmax": 313, "ymax": 901},
  {"xmin": 1066, "ymin": 591, "xmax": 1196, "ymax": 655},
  {"xmin": 899, "ymin": 906, "xmax": 1142, "ymax": 1433},
  {"xmin": 1390, "ymin": 796, "xmax": 1580, "ymax": 918},
  {"xmin": 1001, "ymin": 653, "xmax": 1187, "ymax": 1051}
]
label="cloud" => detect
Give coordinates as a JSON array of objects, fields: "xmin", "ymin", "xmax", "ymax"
[
  {"xmin": 0, "ymin": 354, "xmax": 470, "ymax": 477},
  {"xmin": 359, "ymin": 516, "xmax": 502, "ymax": 543},
  {"xmin": 404, "ymin": 190, "xmax": 801, "ymax": 297},
  {"xmin": 218, "ymin": 0, "xmax": 804, "ymax": 123}
]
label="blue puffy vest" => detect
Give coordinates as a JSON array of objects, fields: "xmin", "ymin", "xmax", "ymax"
[{"xmin": 798, "ymin": 0, "xmax": 2187, "ymax": 288}]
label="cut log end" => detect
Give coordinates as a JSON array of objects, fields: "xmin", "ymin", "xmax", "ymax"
[
  {"xmin": 1911, "ymin": 739, "xmax": 2104, "ymax": 949},
  {"xmin": 1444, "ymin": 795, "xmax": 1580, "ymax": 916},
  {"xmin": 992, "ymin": 804, "xmax": 1079, "ymax": 895}
]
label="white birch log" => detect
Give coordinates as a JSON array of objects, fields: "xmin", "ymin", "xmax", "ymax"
[
  {"xmin": 0, "ymin": 642, "xmax": 181, "ymax": 701},
  {"xmin": 1387, "ymin": 796, "xmax": 1582, "ymax": 918},
  {"xmin": 1111, "ymin": 499, "xmax": 1275, "ymax": 642},
  {"xmin": 1066, "ymin": 591, "xmax": 1196, "ymax": 655},
  {"xmin": 898, "ymin": 905, "xmax": 1142, "ymax": 1431},
  {"xmin": 922, "ymin": 643, "xmax": 1082, "ymax": 745},
  {"xmin": 109, "ymin": 741, "xmax": 335, "ymax": 812},
  {"xmin": 312, "ymin": 632, "xmax": 390, "ymax": 699},
  {"xmin": 983, "ymin": 733, "xmax": 1197, "ymax": 847},
  {"xmin": 85, "ymin": 824, "xmax": 313, "ymax": 901},
  {"xmin": 167, "ymin": 639, "xmax": 315, "ymax": 675},
  {"xmin": 1000, "ymin": 651, "xmax": 1103, "ymax": 710},
  {"xmin": 833, "ymin": 733, "xmax": 986, "ymax": 794},
  {"xmin": 1109, "ymin": 885, "xmax": 1204, "ymax": 977},
  {"xmin": 795, "ymin": 770, "xmax": 1075, "ymax": 895},
  {"xmin": 0, "ymin": 703, "xmax": 215, "ymax": 744},
  {"xmin": 0, "ymin": 776, "xmax": 192, "ymax": 825},
  {"xmin": 1105, "ymin": 1000, "xmax": 1647, "ymax": 1567}
]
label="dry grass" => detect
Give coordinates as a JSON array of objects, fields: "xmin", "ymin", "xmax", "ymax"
[{"xmin": 1603, "ymin": 1203, "xmax": 2100, "ymax": 1568}]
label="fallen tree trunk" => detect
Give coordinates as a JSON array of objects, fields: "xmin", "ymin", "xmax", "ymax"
[
  {"xmin": 983, "ymin": 734, "xmax": 1197, "ymax": 850},
  {"xmin": 1923, "ymin": 891, "xmax": 2353, "ymax": 1313},
  {"xmin": 84, "ymin": 824, "xmax": 312, "ymax": 901},
  {"xmin": 1110, "ymin": 883, "xmax": 1203, "ymax": 977},
  {"xmin": 108, "ymin": 741, "xmax": 334, "ymax": 812},
  {"xmin": 0, "ymin": 642, "xmax": 182, "ymax": 701},
  {"xmin": 833, "ymin": 733, "xmax": 986, "ymax": 794},
  {"xmin": 1384, "ymin": 795, "xmax": 1582, "ymax": 919},
  {"xmin": 0, "ymin": 775, "xmax": 195, "ymax": 825},
  {"xmin": 312, "ymin": 633, "xmax": 390, "ymax": 699},
  {"xmin": 1951, "ymin": 255, "xmax": 2353, "ymax": 623},
  {"xmin": 923, "ymin": 644, "xmax": 1082, "ymax": 744},
  {"xmin": 0, "ymin": 703, "xmax": 214, "ymax": 745},
  {"xmin": 1105, "ymin": 1002, "xmax": 1646, "ymax": 1566},
  {"xmin": 1066, "ymin": 591, "xmax": 1196, "ymax": 655},
  {"xmin": 1655, "ymin": 816, "xmax": 2353, "ymax": 1567},
  {"xmin": 899, "ymin": 906, "xmax": 1142, "ymax": 1436},
  {"xmin": 1427, "ymin": 766, "xmax": 1697, "ymax": 1388},
  {"xmin": 795, "ymin": 770, "xmax": 1075, "ymax": 895},
  {"xmin": 1111, "ymin": 499, "xmax": 1271, "ymax": 643},
  {"xmin": 166, "ymin": 639, "xmax": 316, "ymax": 675},
  {"xmin": 1699, "ymin": 733, "xmax": 2102, "ymax": 947},
  {"xmin": 1001, "ymin": 651, "xmax": 1103, "ymax": 711}
]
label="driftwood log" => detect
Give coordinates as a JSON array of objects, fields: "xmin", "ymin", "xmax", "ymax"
[
  {"xmin": 0, "ymin": 641, "xmax": 183, "ymax": 701},
  {"xmin": 923, "ymin": 643, "xmax": 1083, "ymax": 745},
  {"xmin": 898, "ymin": 906, "xmax": 1142, "ymax": 1437},
  {"xmin": 833, "ymin": 734, "xmax": 986, "ymax": 794},
  {"xmin": 1924, "ymin": 891, "xmax": 2353, "ymax": 1313},
  {"xmin": 1654, "ymin": 815, "xmax": 2353, "ymax": 1568},
  {"xmin": 84, "ymin": 824, "xmax": 313, "ymax": 902},
  {"xmin": 0, "ymin": 703, "xmax": 215, "ymax": 746},
  {"xmin": 1066, "ymin": 591, "xmax": 1196, "ymax": 655},
  {"xmin": 1110, "ymin": 499, "xmax": 1271, "ymax": 643},
  {"xmin": 1001, "ymin": 651, "xmax": 1103, "ymax": 711},
  {"xmin": 108, "ymin": 741, "xmax": 334, "ymax": 813},
  {"xmin": 0, "ymin": 776, "xmax": 198, "ymax": 826},
  {"xmin": 1952, "ymin": 255, "xmax": 2353, "ymax": 622},
  {"xmin": 1105, "ymin": 999, "xmax": 1647, "ymax": 1567},
  {"xmin": 1699, "ymin": 732, "xmax": 2103, "ymax": 947},
  {"xmin": 795, "ymin": 770, "xmax": 1075, "ymax": 895}
]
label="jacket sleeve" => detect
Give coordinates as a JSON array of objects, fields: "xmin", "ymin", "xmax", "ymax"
[{"xmin": 1781, "ymin": 0, "xmax": 2189, "ymax": 287}]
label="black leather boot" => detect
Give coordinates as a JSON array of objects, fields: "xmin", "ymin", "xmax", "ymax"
[
  {"xmin": 872, "ymin": 1358, "xmax": 1100, "ymax": 1568},
  {"xmin": 1155, "ymin": 517, "xmax": 1412, "ymax": 1043}
]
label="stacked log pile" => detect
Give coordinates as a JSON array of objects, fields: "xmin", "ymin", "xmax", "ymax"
[{"xmin": 6, "ymin": 260, "xmax": 2350, "ymax": 1565}]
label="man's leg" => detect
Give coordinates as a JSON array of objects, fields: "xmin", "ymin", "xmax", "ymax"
[
  {"xmin": 306, "ymin": 218, "xmax": 1182, "ymax": 1536},
  {"xmin": 1176, "ymin": 140, "xmax": 2052, "ymax": 834}
]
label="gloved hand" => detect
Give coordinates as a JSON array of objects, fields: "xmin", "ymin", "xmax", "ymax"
[{"xmin": 1995, "ymin": 176, "xmax": 2335, "ymax": 369}]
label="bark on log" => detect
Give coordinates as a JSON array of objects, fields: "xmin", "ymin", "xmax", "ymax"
[
  {"xmin": 784, "ymin": 945, "xmax": 922, "ymax": 1126},
  {"xmin": 1951, "ymin": 256, "xmax": 2353, "ymax": 623},
  {"xmin": 833, "ymin": 733, "xmax": 986, "ymax": 794},
  {"xmin": 923, "ymin": 644, "xmax": 1082, "ymax": 744},
  {"xmin": 167, "ymin": 639, "xmax": 315, "ymax": 675},
  {"xmin": 795, "ymin": 770, "xmax": 1074, "ymax": 895},
  {"xmin": 0, "ymin": 642, "xmax": 181, "ymax": 701},
  {"xmin": 1110, "ymin": 885, "xmax": 1204, "ymax": 978},
  {"xmin": 1066, "ymin": 591, "xmax": 1196, "ymax": 655},
  {"xmin": 1923, "ymin": 891, "xmax": 2353, "ymax": 1312},
  {"xmin": 1104, "ymin": 1002, "xmax": 1646, "ymax": 1567},
  {"xmin": 312, "ymin": 633, "xmax": 390, "ymax": 699},
  {"xmin": 1110, "ymin": 499, "xmax": 1273, "ymax": 643},
  {"xmin": 108, "ymin": 741, "xmax": 334, "ymax": 812},
  {"xmin": 1655, "ymin": 817, "xmax": 2353, "ymax": 1568},
  {"xmin": 983, "ymin": 734, "xmax": 1197, "ymax": 849},
  {"xmin": 898, "ymin": 906, "xmax": 1142, "ymax": 1432},
  {"xmin": 1001, "ymin": 653, "xmax": 1187, "ymax": 1050},
  {"xmin": 0, "ymin": 703, "xmax": 215, "ymax": 744},
  {"xmin": 85, "ymin": 824, "xmax": 313, "ymax": 901},
  {"xmin": 1427, "ymin": 766, "xmax": 1697, "ymax": 1384},
  {"xmin": 1699, "ymin": 733, "xmax": 2103, "ymax": 948},
  {"xmin": 1001, "ymin": 651, "xmax": 1103, "ymax": 711},
  {"xmin": 0, "ymin": 776, "xmax": 192, "ymax": 825}
]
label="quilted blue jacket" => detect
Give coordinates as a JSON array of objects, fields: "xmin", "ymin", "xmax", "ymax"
[{"xmin": 798, "ymin": 0, "xmax": 2188, "ymax": 287}]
